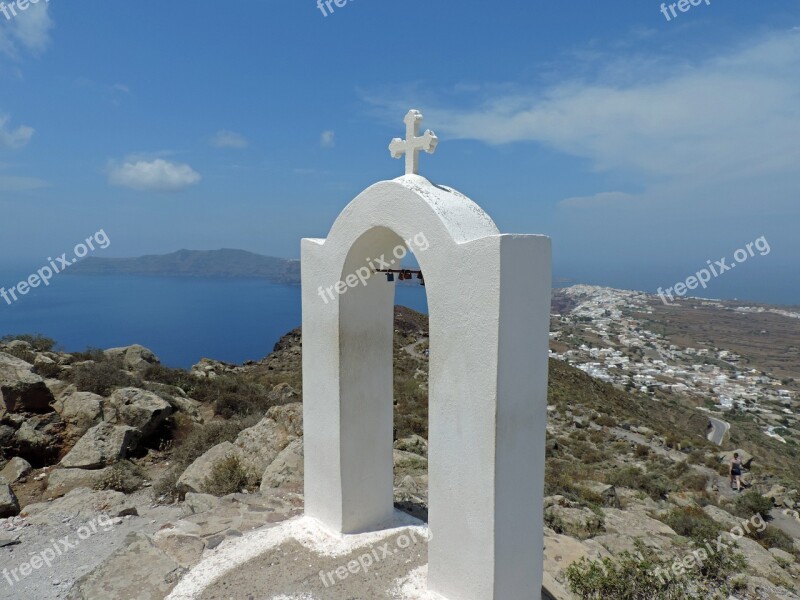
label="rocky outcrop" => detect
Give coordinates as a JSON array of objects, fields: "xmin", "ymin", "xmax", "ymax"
[
  {"xmin": 267, "ymin": 382, "xmax": 301, "ymax": 406},
  {"xmin": 0, "ymin": 456, "xmax": 32, "ymax": 483},
  {"xmin": 45, "ymin": 466, "xmax": 114, "ymax": 499},
  {"xmin": 177, "ymin": 442, "xmax": 241, "ymax": 495},
  {"xmin": 394, "ymin": 434, "xmax": 428, "ymax": 458},
  {"xmin": 233, "ymin": 412, "xmax": 294, "ymax": 474},
  {"xmin": 12, "ymin": 414, "xmax": 63, "ymax": 466},
  {"xmin": 190, "ymin": 358, "xmax": 239, "ymax": 379},
  {"xmin": 103, "ymin": 387, "xmax": 172, "ymax": 437},
  {"xmin": 0, "ymin": 482, "xmax": 20, "ymax": 517},
  {"xmin": 60, "ymin": 423, "xmax": 140, "ymax": 469},
  {"xmin": 104, "ymin": 344, "xmax": 160, "ymax": 374},
  {"xmin": 52, "ymin": 391, "xmax": 105, "ymax": 439},
  {"xmin": 0, "ymin": 352, "xmax": 54, "ymax": 413},
  {"xmin": 266, "ymin": 402, "xmax": 303, "ymax": 437},
  {"xmin": 260, "ymin": 438, "xmax": 303, "ymax": 490},
  {"xmin": 66, "ymin": 532, "xmax": 185, "ymax": 600}
]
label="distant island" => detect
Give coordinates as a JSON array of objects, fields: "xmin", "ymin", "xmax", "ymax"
[{"xmin": 67, "ymin": 249, "xmax": 301, "ymax": 284}]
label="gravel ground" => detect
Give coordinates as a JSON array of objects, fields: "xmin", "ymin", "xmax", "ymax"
[{"xmin": 0, "ymin": 489, "xmax": 184, "ymax": 600}]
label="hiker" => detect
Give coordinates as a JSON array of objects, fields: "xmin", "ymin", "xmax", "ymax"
[{"xmin": 730, "ymin": 452, "xmax": 744, "ymax": 492}]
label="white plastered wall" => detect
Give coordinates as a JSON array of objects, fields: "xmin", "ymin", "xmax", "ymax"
[{"xmin": 301, "ymin": 174, "xmax": 551, "ymax": 600}]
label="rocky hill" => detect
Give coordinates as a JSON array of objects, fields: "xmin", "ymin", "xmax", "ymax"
[
  {"xmin": 0, "ymin": 304, "xmax": 799, "ymax": 599},
  {"xmin": 67, "ymin": 249, "xmax": 301, "ymax": 284}
]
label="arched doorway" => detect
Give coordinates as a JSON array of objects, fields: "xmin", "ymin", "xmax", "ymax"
[{"xmin": 301, "ymin": 174, "xmax": 551, "ymax": 600}]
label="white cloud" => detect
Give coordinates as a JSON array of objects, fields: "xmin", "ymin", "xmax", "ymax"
[
  {"xmin": 211, "ymin": 130, "xmax": 248, "ymax": 149},
  {"xmin": 0, "ymin": 114, "xmax": 34, "ymax": 148},
  {"xmin": 375, "ymin": 30, "xmax": 800, "ymax": 184},
  {"xmin": 0, "ymin": 0, "xmax": 53, "ymax": 57},
  {"xmin": 320, "ymin": 130, "xmax": 335, "ymax": 148},
  {"xmin": 108, "ymin": 158, "xmax": 201, "ymax": 191}
]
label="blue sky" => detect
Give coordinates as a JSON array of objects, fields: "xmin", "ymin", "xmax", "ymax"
[{"xmin": 1, "ymin": 0, "xmax": 799, "ymax": 300}]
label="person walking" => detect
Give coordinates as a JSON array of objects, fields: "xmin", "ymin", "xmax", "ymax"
[{"xmin": 730, "ymin": 452, "xmax": 744, "ymax": 493}]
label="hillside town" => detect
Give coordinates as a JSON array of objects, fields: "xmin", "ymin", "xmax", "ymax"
[{"xmin": 550, "ymin": 285, "xmax": 799, "ymax": 446}]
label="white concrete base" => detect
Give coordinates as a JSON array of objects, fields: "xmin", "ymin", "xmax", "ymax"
[{"xmin": 165, "ymin": 512, "xmax": 430, "ymax": 600}]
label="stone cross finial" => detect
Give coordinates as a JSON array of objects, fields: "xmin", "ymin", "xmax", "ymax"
[{"xmin": 389, "ymin": 109, "xmax": 439, "ymax": 176}]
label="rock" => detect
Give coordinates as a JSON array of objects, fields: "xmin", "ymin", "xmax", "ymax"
[
  {"xmin": 165, "ymin": 395, "xmax": 202, "ymax": 421},
  {"xmin": 0, "ymin": 351, "xmax": 55, "ymax": 413},
  {"xmin": 45, "ymin": 467, "xmax": 113, "ymax": 499},
  {"xmin": 104, "ymin": 344, "xmax": 160, "ymax": 374},
  {"xmin": 53, "ymin": 391, "xmax": 105, "ymax": 438},
  {"xmin": 3, "ymin": 340, "xmax": 31, "ymax": 351},
  {"xmin": 581, "ymin": 482, "xmax": 620, "ymax": 508},
  {"xmin": 190, "ymin": 358, "xmax": 238, "ymax": 379},
  {"xmin": 266, "ymin": 402, "xmax": 303, "ymax": 437},
  {"xmin": 267, "ymin": 383, "xmax": 300, "ymax": 406},
  {"xmin": 13, "ymin": 415, "xmax": 62, "ymax": 465},
  {"xmin": 260, "ymin": 438, "xmax": 303, "ymax": 490},
  {"xmin": 394, "ymin": 434, "xmax": 428, "ymax": 458},
  {"xmin": 233, "ymin": 415, "xmax": 292, "ymax": 474},
  {"xmin": 734, "ymin": 536, "xmax": 792, "ymax": 585},
  {"xmin": 719, "ymin": 449, "xmax": 754, "ymax": 469},
  {"xmin": 572, "ymin": 415, "xmax": 589, "ymax": 428},
  {"xmin": 67, "ymin": 532, "xmax": 184, "ymax": 600},
  {"xmin": 543, "ymin": 529, "xmax": 611, "ymax": 599},
  {"xmin": 769, "ymin": 547, "xmax": 795, "ymax": 565},
  {"xmin": 0, "ymin": 424, "xmax": 13, "ymax": 447},
  {"xmin": 183, "ymin": 492, "xmax": 221, "ymax": 515},
  {"xmin": 0, "ymin": 457, "xmax": 32, "ymax": 483},
  {"xmin": 60, "ymin": 423, "xmax": 140, "ymax": 469},
  {"xmin": 0, "ymin": 483, "xmax": 20, "ymax": 517},
  {"xmin": 765, "ymin": 484, "xmax": 797, "ymax": 509},
  {"xmin": 177, "ymin": 442, "xmax": 242, "ymax": 495},
  {"xmin": 152, "ymin": 527, "xmax": 206, "ymax": 568},
  {"xmin": 45, "ymin": 379, "xmax": 76, "ymax": 403},
  {"xmin": 702, "ymin": 504, "xmax": 741, "ymax": 530},
  {"xmin": 27, "ymin": 487, "xmax": 137, "ymax": 520},
  {"xmin": 602, "ymin": 507, "xmax": 677, "ymax": 537},
  {"xmin": 103, "ymin": 387, "xmax": 172, "ymax": 437}
]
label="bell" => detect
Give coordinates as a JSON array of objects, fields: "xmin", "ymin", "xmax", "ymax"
[{"xmin": 387, "ymin": 273, "xmax": 395, "ymax": 282}]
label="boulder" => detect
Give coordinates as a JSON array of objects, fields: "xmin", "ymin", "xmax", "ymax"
[
  {"xmin": 0, "ymin": 483, "xmax": 19, "ymax": 517},
  {"xmin": 104, "ymin": 388, "xmax": 172, "ymax": 437},
  {"xmin": 394, "ymin": 434, "xmax": 428, "ymax": 458},
  {"xmin": 765, "ymin": 484, "xmax": 798, "ymax": 509},
  {"xmin": 734, "ymin": 536, "xmax": 792, "ymax": 585},
  {"xmin": 53, "ymin": 391, "xmax": 105, "ymax": 438},
  {"xmin": 25, "ymin": 487, "xmax": 137, "ymax": 521},
  {"xmin": 104, "ymin": 344, "xmax": 160, "ymax": 374},
  {"xmin": 769, "ymin": 547, "xmax": 795, "ymax": 566},
  {"xmin": 60, "ymin": 423, "xmax": 140, "ymax": 469},
  {"xmin": 183, "ymin": 492, "xmax": 221, "ymax": 515},
  {"xmin": 267, "ymin": 383, "xmax": 300, "ymax": 406},
  {"xmin": 260, "ymin": 438, "xmax": 303, "ymax": 490},
  {"xmin": 13, "ymin": 415, "xmax": 62, "ymax": 465},
  {"xmin": 190, "ymin": 358, "xmax": 238, "ymax": 379},
  {"xmin": 0, "ymin": 352, "xmax": 54, "ymax": 413},
  {"xmin": 719, "ymin": 449, "xmax": 754, "ymax": 469},
  {"xmin": 152, "ymin": 527, "xmax": 206, "ymax": 568},
  {"xmin": 177, "ymin": 442, "xmax": 242, "ymax": 495},
  {"xmin": 0, "ymin": 457, "xmax": 32, "ymax": 483},
  {"xmin": 542, "ymin": 529, "xmax": 611, "ymax": 600},
  {"xmin": 266, "ymin": 402, "xmax": 303, "ymax": 437},
  {"xmin": 45, "ymin": 467, "xmax": 113, "ymax": 499},
  {"xmin": 66, "ymin": 532, "xmax": 183, "ymax": 600},
  {"xmin": 581, "ymin": 482, "xmax": 620, "ymax": 508},
  {"xmin": 233, "ymin": 415, "xmax": 292, "ymax": 474}
]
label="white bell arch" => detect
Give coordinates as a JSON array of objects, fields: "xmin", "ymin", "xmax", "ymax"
[{"xmin": 301, "ymin": 173, "xmax": 551, "ymax": 600}]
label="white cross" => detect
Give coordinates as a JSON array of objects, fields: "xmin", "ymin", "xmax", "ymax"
[{"xmin": 389, "ymin": 109, "xmax": 439, "ymax": 176}]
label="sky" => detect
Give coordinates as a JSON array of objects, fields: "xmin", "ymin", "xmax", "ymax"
[{"xmin": 1, "ymin": 0, "xmax": 798, "ymax": 301}]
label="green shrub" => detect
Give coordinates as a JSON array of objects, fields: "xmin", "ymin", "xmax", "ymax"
[
  {"xmin": 71, "ymin": 347, "xmax": 109, "ymax": 362},
  {"xmin": 70, "ymin": 361, "xmax": 137, "ymax": 396},
  {"xmin": 664, "ymin": 506, "xmax": 723, "ymax": 542},
  {"xmin": 95, "ymin": 460, "xmax": 145, "ymax": 493},
  {"xmin": 1, "ymin": 334, "xmax": 57, "ymax": 352},
  {"xmin": 606, "ymin": 466, "xmax": 674, "ymax": 501},
  {"xmin": 189, "ymin": 375, "xmax": 270, "ymax": 418},
  {"xmin": 565, "ymin": 543, "xmax": 689, "ymax": 599},
  {"xmin": 202, "ymin": 454, "xmax": 253, "ymax": 496},
  {"xmin": 748, "ymin": 525, "xmax": 796, "ymax": 554},
  {"xmin": 731, "ymin": 492, "xmax": 774, "ymax": 520},
  {"xmin": 32, "ymin": 361, "xmax": 62, "ymax": 379}
]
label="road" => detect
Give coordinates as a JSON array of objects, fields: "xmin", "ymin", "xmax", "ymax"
[{"xmin": 707, "ymin": 416, "xmax": 730, "ymax": 446}]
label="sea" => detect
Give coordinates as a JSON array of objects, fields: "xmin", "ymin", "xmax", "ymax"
[
  {"xmin": 0, "ymin": 261, "xmax": 795, "ymax": 369},
  {"xmin": 0, "ymin": 268, "xmax": 428, "ymax": 369}
]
